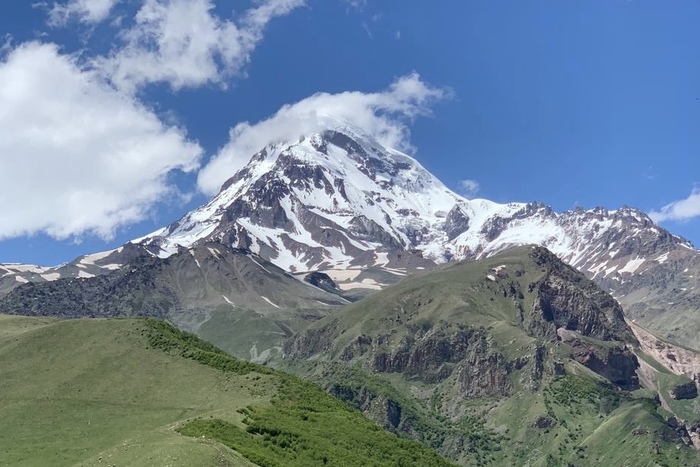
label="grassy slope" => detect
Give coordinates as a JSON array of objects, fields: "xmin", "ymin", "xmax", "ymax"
[
  {"xmin": 0, "ymin": 315, "xmax": 452, "ymax": 467},
  {"xmin": 293, "ymin": 360, "xmax": 699, "ymax": 467},
  {"xmin": 283, "ymin": 247, "xmax": 700, "ymax": 466},
  {"xmin": 0, "ymin": 315, "xmax": 264, "ymax": 467},
  {"xmin": 304, "ymin": 247, "xmax": 548, "ymax": 359}
]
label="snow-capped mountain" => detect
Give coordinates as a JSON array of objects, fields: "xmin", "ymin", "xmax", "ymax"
[
  {"xmin": 140, "ymin": 124, "xmax": 466, "ymax": 272},
  {"xmin": 138, "ymin": 120, "xmax": 693, "ymax": 279}
]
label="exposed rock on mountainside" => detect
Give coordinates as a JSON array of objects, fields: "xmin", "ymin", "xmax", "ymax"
[
  {"xmin": 671, "ymin": 381, "xmax": 698, "ymax": 400},
  {"xmin": 629, "ymin": 319, "xmax": 700, "ymax": 385},
  {"xmin": 0, "ymin": 243, "xmax": 145, "ymax": 297}
]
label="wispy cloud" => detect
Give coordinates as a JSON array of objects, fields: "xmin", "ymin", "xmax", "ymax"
[
  {"xmin": 0, "ymin": 42, "xmax": 202, "ymax": 240},
  {"xmin": 459, "ymin": 179, "xmax": 480, "ymax": 198},
  {"xmin": 198, "ymin": 73, "xmax": 450, "ymax": 195},
  {"xmin": 46, "ymin": 0, "xmax": 122, "ymax": 26},
  {"xmin": 344, "ymin": 0, "xmax": 367, "ymax": 10},
  {"xmin": 92, "ymin": 0, "xmax": 305, "ymax": 93},
  {"xmin": 649, "ymin": 187, "xmax": 700, "ymax": 223}
]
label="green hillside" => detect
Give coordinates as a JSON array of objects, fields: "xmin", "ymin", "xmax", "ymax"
[
  {"xmin": 0, "ymin": 315, "xmax": 452, "ymax": 467},
  {"xmin": 284, "ymin": 246, "xmax": 700, "ymax": 466}
]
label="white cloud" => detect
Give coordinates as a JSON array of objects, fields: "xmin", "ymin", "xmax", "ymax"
[
  {"xmin": 198, "ymin": 73, "xmax": 449, "ymax": 195},
  {"xmin": 47, "ymin": 0, "xmax": 121, "ymax": 26},
  {"xmin": 0, "ymin": 42, "xmax": 202, "ymax": 241},
  {"xmin": 344, "ymin": 0, "xmax": 367, "ymax": 9},
  {"xmin": 93, "ymin": 0, "xmax": 305, "ymax": 93},
  {"xmin": 649, "ymin": 187, "xmax": 700, "ymax": 223},
  {"xmin": 459, "ymin": 179, "xmax": 480, "ymax": 197}
]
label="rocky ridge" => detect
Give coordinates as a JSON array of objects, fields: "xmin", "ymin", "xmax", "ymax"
[{"xmin": 282, "ymin": 246, "xmax": 697, "ymax": 465}]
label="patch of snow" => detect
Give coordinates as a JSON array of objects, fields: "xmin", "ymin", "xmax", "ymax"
[
  {"xmin": 381, "ymin": 267, "xmax": 407, "ymax": 276},
  {"xmin": 80, "ymin": 249, "xmax": 116, "ymax": 265},
  {"xmin": 15, "ymin": 276, "xmax": 28, "ymax": 283},
  {"xmin": 487, "ymin": 274, "xmax": 496, "ymax": 281},
  {"xmin": 374, "ymin": 252, "xmax": 389, "ymax": 266},
  {"xmin": 656, "ymin": 252, "xmax": 670, "ymax": 264},
  {"xmin": 222, "ymin": 295, "xmax": 235, "ymax": 306},
  {"xmin": 261, "ymin": 296, "xmax": 280, "ymax": 309},
  {"xmin": 3, "ymin": 264, "xmax": 49, "ymax": 274},
  {"xmin": 338, "ymin": 281, "xmax": 383, "ymax": 291},
  {"xmin": 77, "ymin": 270, "xmax": 95, "ymax": 279},
  {"xmin": 41, "ymin": 273, "xmax": 61, "ymax": 281},
  {"xmin": 319, "ymin": 268, "xmax": 362, "ymax": 282},
  {"xmin": 619, "ymin": 257, "xmax": 646, "ymax": 274},
  {"xmin": 189, "ymin": 250, "xmax": 202, "ymax": 268},
  {"xmin": 207, "ymin": 247, "xmax": 222, "ymax": 259},
  {"xmin": 248, "ymin": 255, "xmax": 272, "ymax": 274}
]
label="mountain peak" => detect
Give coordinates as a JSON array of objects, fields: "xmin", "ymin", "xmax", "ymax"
[
  {"xmin": 139, "ymin": 124, "xmax": 466, "ymax": 271},
  {"xmin": 133, "ymin": 122, "xmax": 695, "ymax": 287}
]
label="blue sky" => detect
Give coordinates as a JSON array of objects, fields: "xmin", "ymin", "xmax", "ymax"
[{"xmin": 0, "ymin": 0, "xmax": 698, "ymax": 265}]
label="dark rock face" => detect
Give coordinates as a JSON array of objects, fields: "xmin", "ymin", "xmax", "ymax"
[
  {"xmin": 304, "ymin": 272, "xmax": 339, "ymax": 294},
  {"xmin": 349, "ymin": 215, "xmax": 405, "ymax": 251},
  {"xmin": 0, "ymin": 254, "xmax": 175, "ymax": 319},
  {"xmin": 532, "ymin": 415, "xmax": 557, "ymax": 429},
  {"xmin": 283, "ymin": 319, "xmax": 340, "ymax": 359},
  {"xmin": 369, "ymin": 326, "xmax": 488, "ymax": 383},
  {"xmin": 527, "ymin": 247, "xmax": 636, "ymax": 345},
  {"xmin": 328, "ymin": 323, "xmax": 530, "ymax": 399},
  {"xmin": 329, "ymin": 384, "xmax": 406, "ymax": 432},
  {"xmin": 568, "ymin": 340, "xmax": 639, "ymax": 389},
  {"xmin": 444, "ymin": 206, "xmax": 470, "ymax": 241},
  {"xmin": 454, "ymin": 349, "xmax": 513, "ymax": 398},
  {"xmin": 670, "ymin": 381, "xmax": 698, "ymax": 400}
]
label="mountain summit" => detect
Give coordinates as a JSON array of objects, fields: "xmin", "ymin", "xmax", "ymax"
[
  {"xmin": 139, "ymin": 122, "xmax": 692, "ymax": 278},
  {"xmin": 140, "ymin": 121, "xmax": 467, "ymax": 271}
]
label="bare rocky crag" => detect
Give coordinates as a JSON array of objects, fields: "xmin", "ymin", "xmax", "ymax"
[{"xmin": 630, "ymin": 319, "xmax": 700, "ymax": 385}]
